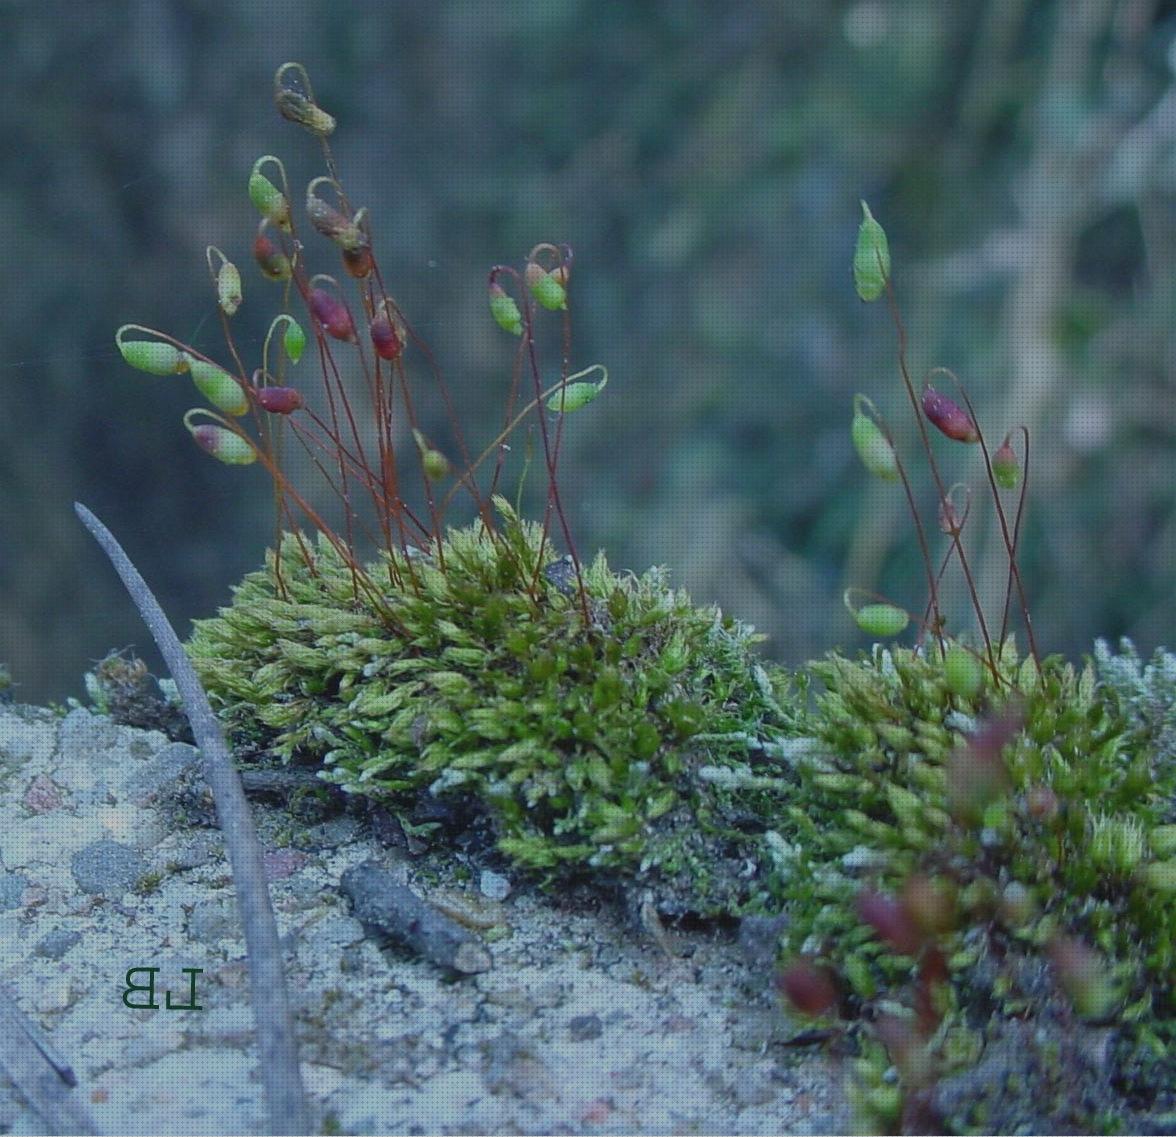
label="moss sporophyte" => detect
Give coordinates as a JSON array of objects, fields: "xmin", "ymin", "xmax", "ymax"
[{"xmin": 113, "ymin": 65, "xmax": 1174, "ymax": 1133}]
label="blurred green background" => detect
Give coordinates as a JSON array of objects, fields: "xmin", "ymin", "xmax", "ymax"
[{"xmin": 4, "ymin": 0, "xmax": 1176, "ymax": 707}]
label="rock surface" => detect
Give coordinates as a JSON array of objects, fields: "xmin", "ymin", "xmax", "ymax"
[{"xmin": 0, "ymin": 704, "xmax": 848, "ymax": 1135}]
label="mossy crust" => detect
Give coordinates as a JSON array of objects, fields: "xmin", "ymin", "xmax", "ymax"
[
  {"xmin": 188, "ymin": 501, "xmax": 799, "ymax": 913},
  {"xmin": 775, "ymin": 642, "xmax": 1172, "ymax": 985}
]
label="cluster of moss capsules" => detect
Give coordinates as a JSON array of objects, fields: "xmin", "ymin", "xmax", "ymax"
[{"xmin": 110, "ymin": 66, "xmax": 1176, "ymax": 1133}]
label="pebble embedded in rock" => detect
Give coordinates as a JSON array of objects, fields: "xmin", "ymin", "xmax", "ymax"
[
  {"xmin": 34, "ymin": 929, "xmax": 83, "ymax": 959},
  {"xmin": 69, "ymin": 839, "xmax": 148, "ymax": 895},
  {"xmin": 479, "ymin": 869, "xmax": 511, "ymax": 900},
  {"xmin": 568, "ymin": 1013, "xmax": 603, "ymax": 1041}
]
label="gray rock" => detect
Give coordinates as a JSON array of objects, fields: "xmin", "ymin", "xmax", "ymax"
[
  {"xmin": 69, "ymin": 839, "xmax": 148, "ymax": 895},
  {"xmin": 296, "ymin": 815, "xmax": 364, "ymax": 850},
  {"xmin": 186, "ymin": 898, "xmax": 240, "ymax": 945},
  {"xmin": 479, "ymin": 869, "xmax": 511, "ymax": 901},
  {"xmin": 119, "ymin": 742, "xmax": 202, "ymax": 806},
  {"xmin": 0, "ymin": 872, "xmax": 28, "ymax": 910},
  {"xmin": 568, "ymin": 1013, "xmax": 603, "ymax": 1041},
  {"xmin": 34, "ymin": 930, "xmax": 83, "ymax": 959}
]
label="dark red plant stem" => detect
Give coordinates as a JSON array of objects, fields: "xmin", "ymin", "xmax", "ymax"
[
  {"xmin": 945, "ymin": 371, "xmax": 1037, "ymax": 671},
  {"xmin": 370, "ymin": 267, "xmax": 492, "ymax": 533},
  {"xmin": 879, "ymin": 277, "xmax": 947, "ymax": 660},
  {"xmin": 970, "ymin": 418, "xmax": 1039, "ymax": 674},
  {"xmin": 487, "ymin": 267, "xmax": 528, "ymax": 503},
  {"xmin": 885, "ymin": 278, "xmax": 999, "ymax": 683},
  {"xmin": 286, "ymin": 414, "xmax": 430, "ymax": 550},
  {"xmin": 246, "ymin": 430, "xmax": 408, "ymax": 632},
  {"xmin": 523, "ymin": 315, "xmax": 590, "ymax": 625}
]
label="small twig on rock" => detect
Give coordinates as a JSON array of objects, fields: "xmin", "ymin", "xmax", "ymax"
[
  {"xmin": 341, "ymin": 860, "xmax": 493, "ymax": 974},
  {"xmin": 0, "ymin": 985, "xmax": 98, "ymax": 1135},
  {"xmin": 73, "ymin": 503, "xmax": 310, "ymax": 1137}
]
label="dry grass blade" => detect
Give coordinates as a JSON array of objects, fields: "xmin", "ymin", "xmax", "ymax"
[
  {"xmin": 0, "ymin": 985, "xmax": 98, "ymax": 1135},
  {"xmin": 73, "ymin": 502, "xmax": 311, "ymax": 1136}
]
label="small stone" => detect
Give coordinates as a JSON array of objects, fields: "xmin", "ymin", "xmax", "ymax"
[
  {"xmin": 297, "ymin": 816, "xmax": 363, "ymax": 849},
  {"xmin": 36, "ymin": 975, "xmax": 74, "ymax": 1012},
  {"xmin": 0, "ymin": 872, "xmax": 29, "ymax": 910},
  {"xmin": 23, "ymin": 773, "xmax": 64, "ymax": 814},
  {"xmin": 481, "ymin": 1031, "xmax": 558, "ymax": 1100},
  {"xmin": 34, "ymin": 930, "xmax": 83, "ymax": 960},
  {"xmin": 186, "ymin": 898, "xmax": 240, "ymax": 945},
  {"xmin": 568, "ymin": 1013, "xmax": 603, "ymax": 1041},
  {"xmin": 484, "ymin": 985, "xmax": 536, "ymax": 1014},
  {"xmin": 738, "ymin": 913, "xmax": 789, "ymax": 969},
  {"xmin": 479, "ymin": 869, "xmax": 511, "ymax": 901},
  {"xmin": 70, "ymin": 839, "xmax": 148, "ymax": 896},
  {"xmin": 262, "ymin": 848, "xmax": 309, "ymax": 881}
]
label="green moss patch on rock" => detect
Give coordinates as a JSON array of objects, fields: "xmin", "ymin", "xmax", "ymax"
[
  {"xmin": 188, "ymin": 500, "xmax": 801, "ymax": 915},
  {"xmin": 183, "ymin": 504, "xmax": 1175, "ymax": 1130},
  {"xmin": 767, "ymin": 639, "xmax": 1174, "ymax": 1132}
]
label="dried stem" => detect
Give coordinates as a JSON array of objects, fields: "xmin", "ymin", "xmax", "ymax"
[{"xmin": 73, "ymin": 503, "xmax": 310, "ymax": 1137}]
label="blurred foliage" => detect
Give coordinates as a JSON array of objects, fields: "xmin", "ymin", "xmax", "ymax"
[{"xmin": 5, "ymin": 0, "xmax": 1176, "ymax": 703}]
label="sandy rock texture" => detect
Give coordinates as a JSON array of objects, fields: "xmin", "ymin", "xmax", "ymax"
[{"xmin": 0, "ymin": 704, "xmax": 848, "ymax": 1135}]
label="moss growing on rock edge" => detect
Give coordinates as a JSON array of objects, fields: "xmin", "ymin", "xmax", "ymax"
[
  {"xmin": 188, "ymin": 500, "xmax": 801, "ymax": 914},
  {"xmin": 183, "ymin": 501, "xmax": 1175, "ymax": 1131},
  {"xmin": 770, "ymin": 639, "xmax": 1174, "ymax": 1132}
]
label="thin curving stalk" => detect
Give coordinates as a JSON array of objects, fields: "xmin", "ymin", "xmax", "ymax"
[{"xmin": 73, "ymin": 502, "xmax": 311, "ymax": 1137}]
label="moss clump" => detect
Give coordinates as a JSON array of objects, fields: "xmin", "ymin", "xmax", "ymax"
[
  {"xmin": 184, "ymin": 486, "xmax": 1174, "ymax": 1126},
  {"xmin": 188, "ymin": 499, "xmax": 799, "ymax": 912},
  {"xmin": 769, "ymin": 639, "xmax": 1174, "ymax": 1130}
]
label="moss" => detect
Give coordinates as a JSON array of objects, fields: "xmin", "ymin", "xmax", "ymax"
[
  {"xmin": 83, "ymin": 649, "xmax": 192, "ymax": 741},
  {"xmin": 185, "ymin": 492, "xmax": 1174, "ymax": 1129},
  {"xmin": 133, "ymin": 869, "xmax": 167, "ymax": 896},
  {"xmin": 188, "ymin": 499, "xmax": 800, "ymax": 914},
  {"xmin": 771, "ymin": 638, "xmax": 1174, "ymax": 1131}
]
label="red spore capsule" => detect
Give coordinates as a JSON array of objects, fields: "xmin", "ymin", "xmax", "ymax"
[
  {"xmin": 255, "ymin": 386, "xmax": 304, "ymax": 415},
  {"xmin": 370, "ymin": 313, "xmax": 404, "ymax": 361},
  {"xmin": 856, "ymin": 889, "xmax": 924, "ymax": 955},
  {"xmin": 253, "ymin": 232, "xmax": 291, "ymax": 281},
  {"xmin": 922, "ymin": 385, "xmax": 978, "ymax": 443},
  {"xmin": 775, "ymin": 960, "xmax": 839, "ymax": 1016},
  {"xmin": 308, "ymin": 288, "xmax": 355, "ymax": 341}
]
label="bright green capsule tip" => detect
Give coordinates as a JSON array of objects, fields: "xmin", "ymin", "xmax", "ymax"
[
  {"xmin": 853, "ymin": 200, "xmax": 891, "ymax": 302},
  {"xmin": 186, "ymin": 357, "xmax": 248, "ymax": 416},
  {"xmin": 282, "ymin": 317, "xmax": 306, "ymax": 364},
  {"xmin": 116, "ymin": 327, "xmax": 188, "ymax": 376},
  {"xmin": 851, "ymin": 406, "xmax": 899, "ymax": 481},
  {"xmin": 248, "ymin": 160, "xmax": 291, "ymax": 230},
  {"xmin": 546, "ymin": 380, "xmax": 602, "ymax": 413},
  {"xmin": 530, "ymin": 273, "xmax": 567, "ymax": 311},
  {"xmin": 850, "ymin": 601, "xmax": 909, "ymax": 638},
  {"xmin": 489, "ymin": 290, "xmax": 523, "ymax": 335}
]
